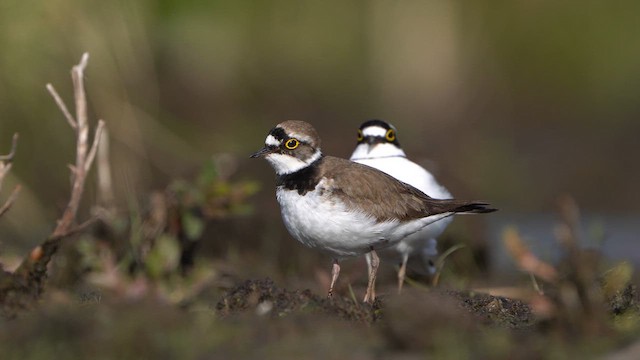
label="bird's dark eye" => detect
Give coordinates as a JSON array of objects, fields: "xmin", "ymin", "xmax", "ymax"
[
  {"xmin": 284, "ymin": 138, "xmax": 300, "ymax": 150},
  {"xmin": 357, "ymin": 130, "xmax": 364, "ymax": 142},
  {"xmin": 385, "ymin": 129, "xmax": 396, "ymax": 142}
]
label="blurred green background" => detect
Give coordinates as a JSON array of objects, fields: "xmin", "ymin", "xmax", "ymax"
[{"xmin": 1, "ymin": 1, "xmax": 639, "ymax": 273}]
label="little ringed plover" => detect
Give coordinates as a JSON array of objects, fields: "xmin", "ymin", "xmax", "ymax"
[{"xmin": 251, "ymin": 120, "xmax": 496, "ymax": 303}]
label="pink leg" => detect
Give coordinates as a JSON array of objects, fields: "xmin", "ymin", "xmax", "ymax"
[
  {"xmin": 328, "ymin": 260, "xmax": 340, "ymax": 298},
  {"xmin": 363, "ymin": 249, "xmax": 379, "ymax": 304},
  {"xmin": 397, "ymin": 253, "xmax": 409, "ymax": 293},
  {"xmin": 365, "ymin": 252, "xmax": 373, "ymax": 279}
]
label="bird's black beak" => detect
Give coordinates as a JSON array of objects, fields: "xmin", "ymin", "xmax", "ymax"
[
  {"xmin": 365, "ymin": 136, "xmax": 379, "ymax": 154},
  {"xmin": 250, "ymin": 146, "xmax": 273, "ymax": 158}
]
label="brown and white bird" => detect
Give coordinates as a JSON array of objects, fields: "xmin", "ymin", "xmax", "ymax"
[
  {"xmin": 351, "ymin": 119, "xmax": 452, "ymax": 291},
  {"xmin": 251, "ymin": 120, "xmax": 496, "ymax": 303}
]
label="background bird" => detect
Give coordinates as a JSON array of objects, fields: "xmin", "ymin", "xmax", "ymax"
[{"xmin": 351, "ymin": 119, "xmax": 453, "ymax": 291}]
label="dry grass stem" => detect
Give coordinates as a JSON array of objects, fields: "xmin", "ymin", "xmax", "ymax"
[
  {"xmin": 96, "ymin": 127, "xmax": 115, "ymax": 210},
  {"xmin": 556, "ymin": 195, "xmax": 581, "ymax": 251},
  {"xmin": 0, "ymin": 185, "xmax": 21, "ymax": 219},
  {"xmin": 432, "ymin": 243, "xmax": 466, "ymax": 286},
  {"xmin": 503, "ymin": 227, "xmax": 558, "ymax": 283}
]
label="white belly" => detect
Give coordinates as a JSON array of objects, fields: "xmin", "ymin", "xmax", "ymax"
[{"xmin": 275, "ymin": 184, "xmax": 450, "ymax": 259}]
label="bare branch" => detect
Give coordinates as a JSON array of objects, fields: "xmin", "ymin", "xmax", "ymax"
[
  {"xmin": 46, "ymin": 84, "xmax": 77, "ymax": 129},
  {"xmin": 0, "ymin": 184, "xmax": 21, "ymax": 218},
  {"xmin": 85, "ymin": 119, "xmax": 105, "ymax": 172},
  {"xmin": 72, "ymin": 52, "xmax": 89, "ymax": 133},
  {"xmin": 0, "ymin": 133, "xmax": 19, "ymax": 161},
  {"xmin": 0, "ymin": 163, "xmax": 12, "ymax": 194},
  {"xmin": 48, "ymin": 216, "xmax": 98, "ymax": 241},
  {"xmin": 51, "ymin": 52, "xmax": 95, "ymax": 238},
  {"xmin": 15, "ymin": 52, "xmax": 106, "ymax": 290},
  {"xmin": 0, "ymin": 133, "xmax": 19, "ymax": 194}
]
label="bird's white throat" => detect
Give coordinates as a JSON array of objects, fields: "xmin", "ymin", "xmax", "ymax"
[
  {"xmin": 265, "ymin": 149, "xmax": 322, "ymax": 175},
  {"xmin": 350, "ymin": 143, "xmax": 406, "ymax": 160}
]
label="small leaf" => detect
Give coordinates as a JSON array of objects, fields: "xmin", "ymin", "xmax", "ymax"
[
  {"xmin": 602, "ymin": 261, "xmax": 634, "ymax": 298},
  {"xmin": 197, "ymin": 160, "xmax": 218, "ymax": 188},
  {"xmin": 240, "ymin": 181, "xmax": 260, "ymax": 196},
  {"xmin": 146, "ymin": 234, "xmax": 180, "ymax": 278},
  {"xmin": 182, "ymin": 212, "xmax": 205, "ymax": 241}
]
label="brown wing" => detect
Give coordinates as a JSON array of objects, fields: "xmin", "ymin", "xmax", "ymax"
[{"xmin": 319, "ymin": 156, "xmax": 496, "ymax": 222}]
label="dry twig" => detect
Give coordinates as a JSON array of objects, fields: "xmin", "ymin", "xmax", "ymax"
[
  {"xmin": 0, "ymin": 133, "xmax": 19, "ymax": 162},
  {"xmin": 47, "ymin": 53, "xmax": 104, "ymax": 239},
  {"xmin": 0, "ymin": 134, "xmax": 19, "ymax": 188},
  {"xmin": 0, "ymin": 185, "xmax": 21, "ymax": 219},
  {"xmin": 0, "ymin": 133, "xmax": 20, "ymax": 218},
  {"xmin": 0, "ymin": 162, "xmax": 11, "ymax": 194},
  {"xmin": 14, "ymin": 53, "xmax": 105, "ymax": 292},
  {"xmin": 46, "ymin": 85, "xmax": 77, "ymax": 130}
]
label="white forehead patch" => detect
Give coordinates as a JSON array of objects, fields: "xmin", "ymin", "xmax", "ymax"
[
  {"xmin": 361, "ymin": 126, "xmax": 388, "ymax": 137},
  {"xmin": 265, "ymin": 134, "xmax": 281, "ymax": 146}
]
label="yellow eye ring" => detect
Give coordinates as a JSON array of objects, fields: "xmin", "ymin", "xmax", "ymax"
[
  {"xmin": 285, "ymin": 138, "xmax": 300, "ymax": 150},
  {"xmin": 357, "ymin": 130, "xmax": 364, "ymax": 142},
  {"xmin": 385, "ymin": 129, "xmax": 396, "ymax": 142}
]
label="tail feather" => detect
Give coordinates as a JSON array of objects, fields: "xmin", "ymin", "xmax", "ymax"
[
  {"xmin": 424, "ymin": 198, "xmax": 498, "ymax": 215},
  {"xmin": 452, "ymin": 202, "xmax": 498, "ymax": 214}
]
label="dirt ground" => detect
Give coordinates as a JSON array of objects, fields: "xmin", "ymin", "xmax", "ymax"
[
  {"xmin": 216, "ymin": 278, "xmax": 534, "ymax": 327},
  {"xmin": 0, "ymin": 272, "xmax": 638, "ymax": 359}
]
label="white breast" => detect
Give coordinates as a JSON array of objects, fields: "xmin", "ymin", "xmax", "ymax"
[{"xmin": 275, "ymin": 178, "xmax": 451, "ymax": 259}]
